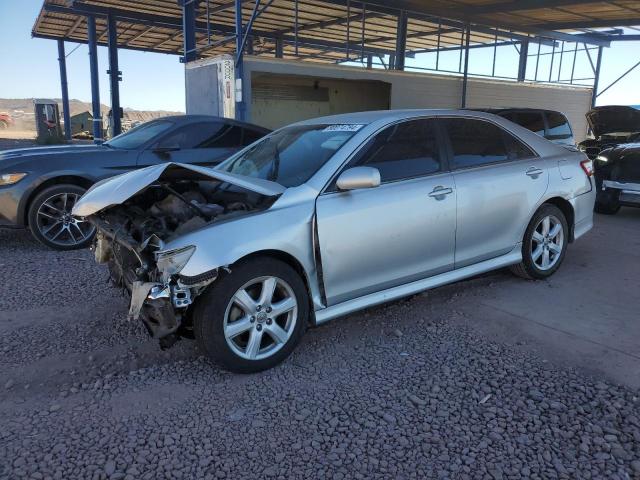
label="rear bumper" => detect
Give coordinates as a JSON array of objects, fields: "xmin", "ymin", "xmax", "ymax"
[
  {"xmin": 602, "ymin": 180, "xmax": 640, "ymax": 206},
  {"xmin": 569, "ymin": 184, "xmax": 596, "ymax": 241}
]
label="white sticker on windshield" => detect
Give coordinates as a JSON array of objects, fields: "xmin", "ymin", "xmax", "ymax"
[{"xmin": 323, "ymin": 124, "xmax": 365, "ymax": 132}]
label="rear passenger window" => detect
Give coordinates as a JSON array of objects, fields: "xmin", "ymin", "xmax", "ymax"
[
  {"xmin": 200, "ymin": 124, "xmax": 243, "ymax": 148},
  {"xmin": 503, "ymin": 132, "xmax": 537, "ymax": 160},
  {"xmin": 352, "ymin": 119, "xmax": 442, "ymax": 182},
  {"xmin": 546, "ymin": 112, "xmax": 573, "ymax": 140},
  {"xmin": 242, "ymin": 128, "xmax": 265, "ymax": 146},
  {"xmin": 444, "ymin": 118, "xmax": 509, "ymax": 168},
  {"xmin": 515, "ymin": 112, "xmax": 545, "ymax": 137}
]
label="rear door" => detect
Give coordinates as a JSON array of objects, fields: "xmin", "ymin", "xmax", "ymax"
[
  {"xmin": 138, "ymin": 121, "xmax": 245, "ymax": 167},
  {"xmin": 442, "ymin": 116, "xmax": 549, "ymax": 268},
  {"xmin": 315, "ymin": 118, "xmax": 457, "ymax": 305}
]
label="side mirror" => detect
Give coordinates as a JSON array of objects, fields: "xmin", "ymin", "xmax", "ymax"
[
  {"xmin": 153, "ymin": 144, "xmax": 180, "ymax": 154},
  {"xmin": 336, "ymin": 166, "xmax": 381, "ymax": 191}
]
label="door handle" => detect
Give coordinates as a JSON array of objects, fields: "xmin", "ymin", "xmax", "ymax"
[
  {"xmin": 526, "ymin": 167, "xmax": 543, "ymax": 178},
  {"xmin": 428, "ymin": 186, "xmax": 453, "ymax": 198}
]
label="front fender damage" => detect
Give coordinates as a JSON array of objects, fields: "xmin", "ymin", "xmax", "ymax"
[{"xmin": 82, "ymin": 163, "xmax": 278, "ymax": 349}]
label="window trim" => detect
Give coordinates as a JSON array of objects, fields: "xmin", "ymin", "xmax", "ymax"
[
  {"xmin": 321, "ymin": 116, "xmax": 449, "ymax": 195},
  {"xmin": 439, "ymin": 115, "xmax": 540, "ymax": 172},
  {"xmin": 543, "ymin": 111, "xmax": 574, "ymax": 141}
]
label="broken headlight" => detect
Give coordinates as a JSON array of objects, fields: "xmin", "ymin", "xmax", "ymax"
[{"xmin": 155, "ymin": 245, "xmax": 196, "ymax": 278}]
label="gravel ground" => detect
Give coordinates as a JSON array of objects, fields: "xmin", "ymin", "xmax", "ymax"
[
  {"xmin": 1, "ymin": 136, "xmax": 639, "ymax": 479},
  {"xmin": 1, "ymin": 227, "xmax": 639, "ymax": 480}
]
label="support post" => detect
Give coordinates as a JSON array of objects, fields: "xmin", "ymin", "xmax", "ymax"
[
  {"xmin": 87, "ymin": 16, "xmax": 102, "ymax": 143},
  {"xmin": 57, "ymin": 40, "xmax": 71, "ymax": 141},
  {"xmin": 181, "ymin": 0, "xmax": 197, "ymax": 63},
  {"xmin": 107, "ymin": 14, "xmax": 122, "ymax": 137},
  {"xmin": 275, "ymin": 36, "xmax": 284, "ymax": 58},
  {"xmin": 461, "ymin": 25, "xmax": 470, "ymax": 108},
  {"xmin": 591, "ymin": 46, "xmax": 603, "ymax": 108},
  {"xmin": 517, "ymin": 39, "xmax": 529, "ymax": 81},
  {"xmin": 366, "ymin": 54, "xmax": 373, "ymax": 69},
  {"xmin": 394, "ymin": 10, "xmax": 408, "ymax": 70},
  {"xmin": 235, "ymin": 0, "xmax": 246, "ymax": 121}
]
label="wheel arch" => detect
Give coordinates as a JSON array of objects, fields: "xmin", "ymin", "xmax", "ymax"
[
  {"xmin": 23, "ymin": 175, "xmax": 94, "ymax": 225},
  {"xmin": 541, "ymin": 196, "xmax": 575, "ymax": 242},
  {"xmin": 232, "ymin": 249, "xmax": 317, "ymax": 325}
]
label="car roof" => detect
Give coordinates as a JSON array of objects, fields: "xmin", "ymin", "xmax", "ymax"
[
  {"xmin": 153, "ymin": 114, "xmax": 271, "ymax": 132},
  {"xmin": 470, "ymin": 107, "xmax": 566, "ymax": 116},
  {"xmin": 293, "ymin": 108, "xmax": 508, "ymax": 126}
]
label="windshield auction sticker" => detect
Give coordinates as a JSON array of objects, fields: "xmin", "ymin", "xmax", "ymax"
[{"xmin": 323, "ymin": 124, "xmax": 365, "ymax": 132}]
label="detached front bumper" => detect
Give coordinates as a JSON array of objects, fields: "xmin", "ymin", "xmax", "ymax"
[
  {"xmin": 129, "ymin": 280, "xmax": 197, "ymax": 339},
  {"xmin": 603, "ymin": 180, "xmax": 640, "ymax": 206},
  {"xmin": 92, "ymin": 229, "xmax": 218, "ymax": 343}
]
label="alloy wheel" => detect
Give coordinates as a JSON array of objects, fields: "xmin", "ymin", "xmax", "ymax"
[
  {"xmin": 223, "ymin": 276, "xmax": 298, "ymax": 361},
  {"xmin": 35, "ymin": 192, "xmax": 95, "ymax": 248},
  {"xmin": 530, "ymin": 214, "xmax": 564, "ymax": 271}
]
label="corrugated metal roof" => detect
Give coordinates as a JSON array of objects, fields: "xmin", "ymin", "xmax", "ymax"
[{"xmin": 32, "ymin": 0, "xmax": 640, "ymax": 63}]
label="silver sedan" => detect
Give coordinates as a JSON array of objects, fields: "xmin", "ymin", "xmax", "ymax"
[{"xmin": 74, "ymin": 110, "xmax": 595, "ymax": 372}]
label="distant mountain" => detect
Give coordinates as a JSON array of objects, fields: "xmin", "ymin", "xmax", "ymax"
[{"xmin": 0, "ymin": 98, "xmax": 183, "ymax": 132}]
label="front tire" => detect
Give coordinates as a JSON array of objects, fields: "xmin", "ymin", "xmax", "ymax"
[
  {"xmin": 510, "ymin": 204, "xmax": 568, "ymax": 280},
  {"xmin": 193, "ymin": 257, "xmax": 309, "ymax": 373},
  {"xmin": 27, "ymin": 184, "xmax": 95, "ymax": 250}
]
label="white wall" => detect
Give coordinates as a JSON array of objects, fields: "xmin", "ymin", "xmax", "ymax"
[{"xmin": 242, "ymin": 56, "xmax": 593, "ymax": 141}]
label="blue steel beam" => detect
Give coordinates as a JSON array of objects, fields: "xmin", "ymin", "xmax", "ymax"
[
  {"xmin": 107, "ymin": 14, "xmax": 122, "ymax": 137},
  {"xmin": 591, "ymin": 46, "xmax": 602, "ymax": 108},
  {"xmin": 180, "ymin": 0, "xmax": 197, "ymax": 62},
  {"xmin": 517, "ymin": 39, "xmax": 529, "ymax": 81},
  {"xmin": 235, "ymin": 0, "xmax": 246, "ymax": 121},
  {"xmin": 87, "ymin": 15, "xmax": 102, "ymax": 142},
  {"xmin": 394, "ymin": 10, "xmax": 408, "ymax": 70},
  {"xmin": 461, "ymin": 25, "xmax": 470, "ymax": 108},
  {"xmin": 56, "ymin": 40, "xmax": 71, "ymax": 141}
]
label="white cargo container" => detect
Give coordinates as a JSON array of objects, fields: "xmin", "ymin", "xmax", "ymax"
[{"xmin": 186, "ymin": 55, "xmax": 593, "ymax": 141}]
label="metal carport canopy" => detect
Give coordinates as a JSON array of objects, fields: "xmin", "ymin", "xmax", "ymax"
[{"xmin": 33, "ymin": 0, "xmax": 640, "ymax": 61}]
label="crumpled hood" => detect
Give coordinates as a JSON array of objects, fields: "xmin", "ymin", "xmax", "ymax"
[
  {"xmin": 72, "ymin": 162, "xmax": 286, "ymax": 217},
  {"xmin": 586, "ymin": 106, "xmax": 640, "ymax": 138}
]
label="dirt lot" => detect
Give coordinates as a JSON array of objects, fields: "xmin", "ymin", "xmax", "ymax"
[{"xmin": 0, "ymin": 147, "xmax": 639, "ymax": 478}]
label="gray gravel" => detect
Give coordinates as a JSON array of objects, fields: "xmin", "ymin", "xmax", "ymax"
[{"xmin": 1, "ymin": 218, "xmax": 639, "ymax": 479}]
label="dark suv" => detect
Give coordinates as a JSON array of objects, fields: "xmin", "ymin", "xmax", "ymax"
[{"xmin": 474, "ymin": 108, "xmax": 575, "ymax": 147}]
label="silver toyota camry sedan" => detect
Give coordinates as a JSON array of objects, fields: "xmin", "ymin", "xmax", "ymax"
[{"xmin": 74, "ymin": 110, "xmax": 595, "ymax": 373}]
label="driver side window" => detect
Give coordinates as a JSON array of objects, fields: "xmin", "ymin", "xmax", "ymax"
[{"xmin": 350, "ymin": 118, "xmax": 443, "ymax": 183}]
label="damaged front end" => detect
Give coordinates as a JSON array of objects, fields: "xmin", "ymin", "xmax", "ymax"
[{"xmin": 74, "ymin": 163, "xmax": 283, "ymax": 347}]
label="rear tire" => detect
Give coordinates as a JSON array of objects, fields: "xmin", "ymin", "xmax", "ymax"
[
  {"xmin": 594, "ymin": 188, "xmax": 621, "ymax": 215},
  {"xmin": 510, "ymin": 204, "xmax": 568, "ymax": 280},
  {"xmin": 193, "ymin": 257, "xmax": 309, "ymax": 373},
  {"xmin": 594, "ymin": 199, "xmax": 621, "ymax": 215},
  {"xmin": 27, "ymin": 184, "xmax": 95, "ymax": 250}
]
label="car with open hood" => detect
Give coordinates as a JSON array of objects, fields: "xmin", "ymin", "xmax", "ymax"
[
  {"xmin": 0, "ymin": 115, "xmax": 269, "ymax": 249},
  {"xmin": 73, "ymin": 109, "xmax": 595, "ymax": 373},
  {"xmin": 578, "ymin": 106, "xmax": 640, "ymax": 214}
]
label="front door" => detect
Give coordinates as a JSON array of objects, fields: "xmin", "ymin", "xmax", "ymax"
[{"xmin": 315, "ymin": 118, "xmax": 457, "ymax": 306}]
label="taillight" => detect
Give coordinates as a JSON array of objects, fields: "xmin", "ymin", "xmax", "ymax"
[{"xmin": 580, "ymin": 159, "xmax": 594, "ymax": 177}]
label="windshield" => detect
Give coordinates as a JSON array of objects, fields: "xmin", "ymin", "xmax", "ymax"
[
  {"xmin": 217, "ymin": 124, "xmax": 363, "ymax": 187},
  {"xmin": 105, "ymin": 120, "xmax": 174, "ymax": 149}
]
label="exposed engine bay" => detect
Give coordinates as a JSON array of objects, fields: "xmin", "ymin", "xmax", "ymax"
[{"xmin": 87, "ymin": 175, "xmax": 275, "ymax": 347}]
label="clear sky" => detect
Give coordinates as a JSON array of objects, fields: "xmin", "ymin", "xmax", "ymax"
[{"xmin": 1, "ymin": 0, "xmax": 639, "ymax": 112}]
